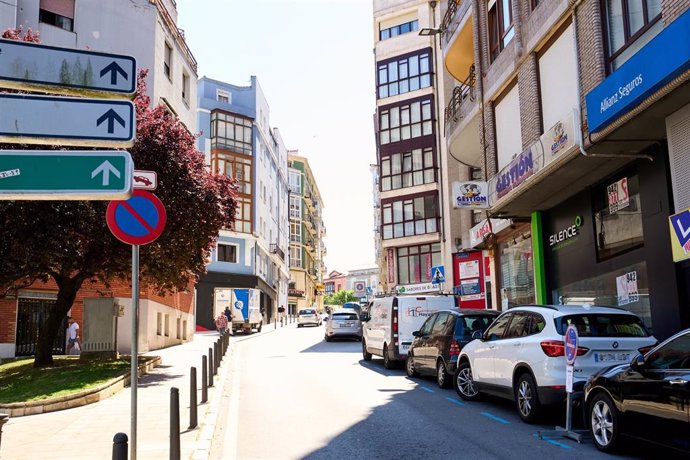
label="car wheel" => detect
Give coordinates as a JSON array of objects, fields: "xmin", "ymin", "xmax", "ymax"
[
  {"xmin": 454, "ymin": 361, "xmax": 481, "ymax": 401},
  {"xmin": 383, "ymin": 344, "xmax": 394, "ymax": 369},
  {"xmin": 589, "ymin": 392, "xmax": 619, "ymax": 452},
  {"xmin": 362, "ymin": 340, "xmax": 372, "ymax": 361},
  {"xmin": 436, "ymin": 360, "xmax": 450, "ymax": 389},
  {"xmin": 325, "ymin": 335, "xmax": 332, "ymax": 342},
  {"xmin": 297, "ymin": 324, "xmax": 302, "ymax": 328},
  {"xmin": 515, "ymin": 373, "xmax": 541, "ymax": 423},
  {"xmin": 405, "ymin": 355, "xmax": 418, "ymax": 378},
  {"xmin": 257, "ymin": 322, "xmax": 262, "ymax": 333}
]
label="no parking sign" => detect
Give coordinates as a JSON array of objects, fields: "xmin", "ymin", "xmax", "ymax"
[{"xmin": 106, "ymin": 189, "xmax": 166, "ymax": 245}]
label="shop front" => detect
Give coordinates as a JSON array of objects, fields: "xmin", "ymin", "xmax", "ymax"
[{"xmin": 542, "ymin": 151, "xmax": 681, "ymax": 338}]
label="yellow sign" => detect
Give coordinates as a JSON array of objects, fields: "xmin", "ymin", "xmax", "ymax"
[{"xmin": 668, "ymin": 208, "xmax": 690, "ymax": 262}]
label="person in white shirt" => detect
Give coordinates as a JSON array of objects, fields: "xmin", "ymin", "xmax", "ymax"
[{"xmin": 66, "ymin": 316, "xmax": 80, "ymax": 354}]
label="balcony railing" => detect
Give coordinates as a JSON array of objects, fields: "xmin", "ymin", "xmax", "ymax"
[
  {"xmin": 441, "ymin": 0, "xmax": 472, "ymax": 48},
  {"xmin": 444, "ymin": 64, "xmax": 476, "ymax": 135},
  {"xmin": 270, "ymin": 243, "xmax": 285, "ymax": 261}
]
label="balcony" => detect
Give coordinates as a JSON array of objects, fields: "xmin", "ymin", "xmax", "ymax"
[
  {"xmin": 445, "ymin": 64, "xmax": 482, "ymax": 167},
  {"xmin": 308, "ymin": 267, "xmax": 318, "ymax": 279},
  {"xmin": 445, "ymin": 64, "xmax": 476, "ymax": 134},
  {"xmin": 270, "ymin": 243, "xmax": 285, "ymax": 261},
  {"xmin": 305, "ymin": 239, "xmax": 317, "ymax": 255},
  {"xmin": 442, "ymin": 0, "xmax": 474, "ymax": 83},
  {"xmin": 305, "ymin": 215, "xmax": 317, "ymax": 235}
]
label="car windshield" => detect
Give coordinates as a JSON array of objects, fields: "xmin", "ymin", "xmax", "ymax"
[
  {"xmin": 300, "ymin": 310, "xmax": 316, "ymax": 315},
  {"xmin": 555, "ymin": 314, "xmax": 649, "ymax": 337},
  {"xmin": 332, "ymin": 313, "xmax": 358, "ymax": 321},
  {"xmin": 454, "ymin": 315, "xmax": 493, "ymax": 340}
]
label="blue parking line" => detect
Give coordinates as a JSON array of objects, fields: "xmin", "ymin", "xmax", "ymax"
[
  {"xmin": 481, "ymin": 411, "xmax": 510, "ymax": 424},
  {"xmin": 533, "ymin": 433, "xmax": 572, "ymax": 449},
  {"xmin": 420, "ymin": 386, "xmax": 434, "ymax": 393},
  {"xmin": 446, "ymin": 397, "xmax": 465, "ymax": 406}
]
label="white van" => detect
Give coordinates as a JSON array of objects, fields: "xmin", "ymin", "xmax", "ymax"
[{"xmin": 362, "ymin": 295, "xmax": 456, "ymax": 369}]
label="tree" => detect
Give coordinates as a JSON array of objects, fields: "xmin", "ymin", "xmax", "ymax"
[
  {"xmin": 0, "ymin": 32, "xmax": 237, "ymax": 367},
  {"xmin": 323, "ymin": 290, "xmax": 358, "ymax": 306}
]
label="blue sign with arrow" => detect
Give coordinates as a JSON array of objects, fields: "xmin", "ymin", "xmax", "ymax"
[
  {"xmin": 0, "ymin": 94, "xmax": 134, "ymax": 147},
  {"xmin": 0, "ymin": 38, "xmax": 136, "ymax": 95},
  {"xmin": 431, "ymin": 265, "xmax": 446, "ymax": 285}
]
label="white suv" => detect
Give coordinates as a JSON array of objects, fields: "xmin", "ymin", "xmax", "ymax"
[{"xmin": 454, "ymin": 305, "xmax": 657, "ymax": 423}]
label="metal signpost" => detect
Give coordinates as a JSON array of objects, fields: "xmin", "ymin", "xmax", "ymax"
[
  {"xmin": 0, "ymin": 38, "xmax": 136, "ymax": 95},
  {"xmin": 431, "ymin": 265, "xmax": 445, "ymax": 292},
  {"xmin": 0, "ymin": 150, "xmax": 133, "ymax": 200},
  {"xmin": 107, "ymin": 190, "xmax": 167, "ymax": 460},
  {"xmin": 0, "ymin": 39, "xmax": 139, "ymax": 457},
  {"xmin": 0, "ymin": 94, "xmax": 135, "ymax": 147}
]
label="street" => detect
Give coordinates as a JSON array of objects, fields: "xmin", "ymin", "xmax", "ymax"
[{"xmin": 209, "ymin": 324, "xmax": 659, "ymax": 460}]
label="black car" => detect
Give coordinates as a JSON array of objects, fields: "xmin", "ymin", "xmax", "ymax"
[
  {"xmin": 406, "ymin": 309, "xmax": 499, "ymax": 388},
  {"xmin": 584, "ymin": 328, "xmax": 690, "ymax": 454}
]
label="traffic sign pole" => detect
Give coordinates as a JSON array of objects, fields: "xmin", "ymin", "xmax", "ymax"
[{"xmin": 131, "ymin": 244, "xmax": 139, "ymax": 460}]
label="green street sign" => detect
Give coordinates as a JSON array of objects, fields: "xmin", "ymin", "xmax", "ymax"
[{"xmin": 0, "ymin": 150, "xmax": 133, "ymax": 200}]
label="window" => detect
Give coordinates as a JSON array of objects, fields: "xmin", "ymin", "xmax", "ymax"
[
  {"xmin": 39, "ymin": 0, "xmax": 74, "ymax": 32},
  {"xmin": 164, "ymin": 314, "xmax": 170, "ymax": 337},
  {"xmin": 530, "ymin": 0, "xmax": 540, "ymax": 10},
  {"xmin": 176, "ymin": 318, "xmax": 181, "ymax": 339},
  {"xmin": 594, "ymin": 172, "xmax": 644, "ymax": 261},
  {"xmin": 290, "ymin": 221, "xmax": 301, "ymax": 243},
  {"xmin": 488, "ymin": 0, "xmax": 515, "ymax": 62},
  {"xmin": 604, "ymin": 0, "xmax": 662, "ymax": 70},
  {"xmin": 217, "ymin": 244, "xmax": 238, "ymax": 263},
  {"xmin": 380, "ymin": 146, "xmax": 436, "ymax": 191},
  {"xmin": 379, "ymin": 98, "xmax": 433, "ymax": 145},
  {"xmin": 382, "ymin": 193, "xmax": 439, "ymax": 240},
  {"xmin": 164, "ymin": 42, "xmax": 172, "ymax": 79},
  {"xmin": 484, "ymin": 313, "xmax": 512, "ymax": 341},
  {"xmin": 377, "ymin": 50, "xmax": 432, "ymax": 99},
  {"xmin": 290, "ymin": 245, "xmax": 302, "ymax": 268},
  {"xmin": 182, "ymin": 72, "xmax": 190, "ymax": 103},
  {"xmin": 555, "ymin": 314, "xmax": 650, "ymax": 337},
  {"xmin": 289, "ymin": 195, "xmax": 301, "ymax": 219},
  {"xmin": 211, "ymin": 111, "xmax": 253, "ymax": 155},
  {"xmin": 431, "ymin": 312, "xmax": 450, "ymax": 334},
  {"xmin": 646, "ymin": 333, "xmax": 690, "ymax": 370},
  {"xmin": 498, "ymin": 231, "xmax": 535, "ymax": 307},
  {"xmin": 215, "ymin": 151, "xmax": 252, "ymax": 232},
  {"xmin": 396, "ymin": 243, "xmax": 442, "ymax": 285},
  {"xmin": 505, "ymin": 311, "xmax": 530, "ymax": 338},
  {"xmin": 217, "ymin": 91, "xmax": 230, "ymax": 104},
  {"xmin": 233, "ymin": 196, "xmax": 252, "ymax": 233},
  {"xmin": 419, "ymin": 315, "xmax": 436, "ymax": 335},
  {"xmin": 380, "ymin": 20, "xmax": 419, "ymax": 40},
  {"xmin": 183, "ymin": 320, "xmax": 187, "ymax": 340},
  {"xmin": 289, "ymin": 170, "xmax": 301, "ymax": 194},
  {"xmin": 157, "ymin": 312, "xmax": 162, "ymax": 336},
  {"xmin": 526, "ymin": 313, "xmax": 546, "ymax": 335}
]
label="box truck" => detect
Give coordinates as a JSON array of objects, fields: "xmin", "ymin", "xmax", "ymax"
[{"xmin": 214, "ymin": 288, "xmax": 263, "ymax": 334}]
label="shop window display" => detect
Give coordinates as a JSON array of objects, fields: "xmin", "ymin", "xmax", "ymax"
[
  {"xmin": 498, "ymin": 232, "xmax": 535, "ymax": 308},
  {"xmin": 553, "ymin": 261, "xmax": 652, "ymax": 330}
]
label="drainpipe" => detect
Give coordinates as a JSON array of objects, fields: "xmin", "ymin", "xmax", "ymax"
[
  {"xmin": 571, "ymin": 1, "xmax": 654, "ymax": 161},
  {"xmin": 430, "ymin": 0, "xmax": 447, "ymax": 244}
]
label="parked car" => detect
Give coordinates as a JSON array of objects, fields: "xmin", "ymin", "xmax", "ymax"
[
  {"xmin": 406, "ymin": 309, "xmax": 499, "ymax": 388},
  {"xmin": 297, "ymin": 308, "xmax": 321, "ymax": 327},
  {"xmin": 454, "ymin": 304, "xmax": 657, "ymax": 423},
  {"xmin": 324, "ymin": 309, "xmax": 363, "ymax": 342},
  {"xmin": 362, "ymin": 295, "xmax": 456, "ymax": 369},
  {"xmin": 584, "ymin": 328, "xmax": 690, "ymax": 453}
]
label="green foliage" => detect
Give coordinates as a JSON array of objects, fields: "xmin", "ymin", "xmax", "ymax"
[
  {"xmin": 0, "ymin": 357, "xmax": 134, "ymax": 403},
  {"xmin": 323, "ymin": 290, "xmax": 358, "ymax": 305}
]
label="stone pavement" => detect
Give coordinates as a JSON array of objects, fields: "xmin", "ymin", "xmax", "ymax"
[{"xmin": 0, "ymin": 320, "xmax": 289, "ymax": 460}]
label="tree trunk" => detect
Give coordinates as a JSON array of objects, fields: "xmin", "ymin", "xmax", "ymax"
[{"xmin": 33, "ymin": 275, "xmax": 82, "ymax": 368}]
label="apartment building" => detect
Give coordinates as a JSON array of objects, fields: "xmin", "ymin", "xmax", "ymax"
[
  {"xmin": 287, "ymin": 153, "xmax": 326, "ymax": 314},
  {"xmin": 195, "ymin": 76, "xmax": 290, "ymax": 330},
  {"xmin": 372, "ymin": 0, "xmax": 474, "ymax": 299},
  {"xmin": 324, "ymin": 267, "xmax": 380, "ymax": 303},
  {"xmin": 0, "ymin": 0, "xmax": 199, "ymax": 357},
  {"xmin": 442, "ymin": 0, "xmax": 690, "ymax": 338}
]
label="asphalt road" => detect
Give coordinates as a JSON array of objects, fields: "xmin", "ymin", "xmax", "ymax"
[{"xmin": 210, "ymin": 323, "xmax": 670, "ymax": 460}]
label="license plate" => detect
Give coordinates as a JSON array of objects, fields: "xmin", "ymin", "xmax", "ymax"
[
  {"xmin": 594, "ymin": 352, "xmax": 630, "ymax": 363},
  {"xmin": 338, "ymin": 323, "xmax": 351, "ymax": 328}
]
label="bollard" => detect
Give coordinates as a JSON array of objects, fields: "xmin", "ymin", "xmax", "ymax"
[
  {"xmin": 170, "ymin": 388, "xmax": 180, "ymax": 460},
  {"xmin": 214, "ymin": 341, "xmax": 219, "ymax": 371},
  {"xmin": 208, "ymin": 348, "xmax": 214, "ymax": 387},
  {"xmin": 189, "ymin": 367, "xmax": 198, "ymax": 429},
  {"xmin": 0, "ymin": 413, "xmax": 8, "ymax": 451},
  {"xmin": 201, "ymin": 356, "xmax": 208, "ymax": 403},
  {"xmin": 112, "ymin": 432, "xmax": 128, "ymax": 460}
]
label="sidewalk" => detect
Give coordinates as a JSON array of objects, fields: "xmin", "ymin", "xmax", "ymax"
[{"xmin": 0, "ymin": 321, "xmax": 288, "ymax": 460}]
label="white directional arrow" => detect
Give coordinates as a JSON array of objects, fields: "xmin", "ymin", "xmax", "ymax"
[{"xmin": 91, "ymin": 160, "xmax": 121, "ymax": 186}]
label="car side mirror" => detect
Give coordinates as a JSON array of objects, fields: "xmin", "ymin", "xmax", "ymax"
[
  {"xmin": 412, "ymin": 330, "xmax": 421, "ymax": 338},
  {"xmin": 323, "ymin": 317, "xmax": 328, "ymax": 321},
  {"xmin": 471, "ymin": 330, "xmax": 484, "ymax": 340},
  {"xmin": 630, "ymin": 353, "xmax": 645, "ymax": 371},
  {"xmin": 360, "ymin": 313, "xmax": 370, "ymax": 322}
]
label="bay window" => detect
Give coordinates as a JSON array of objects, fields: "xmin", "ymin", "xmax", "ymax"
[{"xmin": 382, "ymin": 193, "xmax": 440, "ymax": 240}]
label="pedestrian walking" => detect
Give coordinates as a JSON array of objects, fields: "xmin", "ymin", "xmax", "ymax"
[
  {"xmin": 224, "ymin": 306, "xmax": 232, "ymax": 322},
  {"xmin": 215, "ymin": 312, "xmax": 228, "ymax": 335},
  {"xmin": 278, "ymin": 305, "xmax": 285, "ymax": 326},
  {"xmin": 66, "ymin": 316, "xmax": 81, "ymax": 354}
]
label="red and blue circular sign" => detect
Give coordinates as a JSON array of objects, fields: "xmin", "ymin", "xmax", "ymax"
[
  {"xmin": 106, "ymin": 189, "xmax": 167, "ymax": 245},
  {"xmin": 565, "ymin": 325, "xmax": 579, "ymax": 365}
]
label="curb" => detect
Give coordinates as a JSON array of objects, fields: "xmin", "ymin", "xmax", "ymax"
[{"xmin": 0, "ymin": 356, "xmax": 161, "ymax": 417}]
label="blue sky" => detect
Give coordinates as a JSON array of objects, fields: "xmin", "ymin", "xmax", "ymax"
[{"xmin": 177, "ymin": 0, "xmax": 377, "ymax": 272}]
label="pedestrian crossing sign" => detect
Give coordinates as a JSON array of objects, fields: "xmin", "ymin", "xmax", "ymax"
[{"xmin": 431, "ymin": 265, "xmax": 445, "ymax": 284}]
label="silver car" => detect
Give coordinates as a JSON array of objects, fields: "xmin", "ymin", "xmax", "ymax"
[
  {"xmin": 324, "ymin": 309, "xmax": 362, "ymax": 342},
  {"xmin": 297, "ymin": 308, "xmax": 321, "ymax": 327}
]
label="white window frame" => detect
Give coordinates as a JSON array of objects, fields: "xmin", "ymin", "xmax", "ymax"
[{"xmin": 217, "ymin": 90, "xmax": 230, "ymax": 104}]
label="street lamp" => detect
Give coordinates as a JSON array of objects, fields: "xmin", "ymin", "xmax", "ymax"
[{"xmin": 418, "ymin": 27, "xmax": 443, "ymax": 36}]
